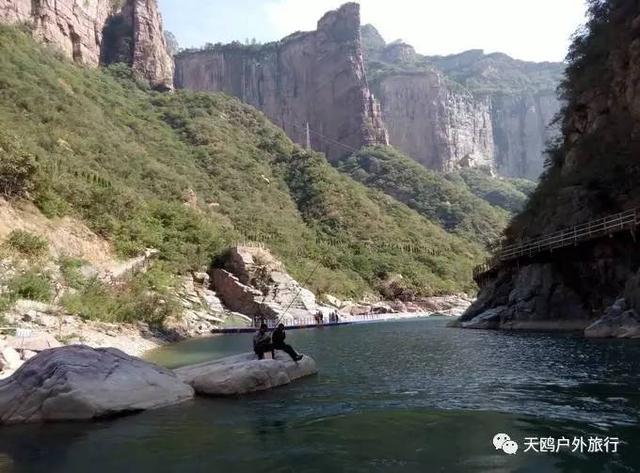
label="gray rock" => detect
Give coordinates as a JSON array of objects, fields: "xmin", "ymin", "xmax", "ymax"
[
  {"xmin": 0, "ymin": 345, "xmax": 194, "ymax": 424},
  {"xmin": 585, "ymin": 309, "xmax": 640, "ymax": 339},
  {"xmin": 21, "ymin": 350, "xmax": 37, "ymax": 361},
  {"xmin": 175, "ymin": 352, "xmax": 318, "ymax": 396},
  {"xmin": 5, "ymin": 333, "xmax": 62, "ymax": 352},
  {"xmin": 12, "ymin": 300, "xmax": 54, "ymax": 315},
  {"xmin": 460, "ymin": 306, "xmax": 507, "ymax": 329},
  {"xmin": 0, "ymin": 347, "xmax": 22, "ymax": 371},
  {"xmin": 192, "ymin": 272, "xmax": 210, "ymax": 285}
]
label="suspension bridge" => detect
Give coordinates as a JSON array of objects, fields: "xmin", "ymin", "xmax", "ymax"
[{"xmin": 473, "ymin": 208, "xmax": 640, "ymax": 284}]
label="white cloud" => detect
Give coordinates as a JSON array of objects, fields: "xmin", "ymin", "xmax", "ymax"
[{"xmin": 265, "ymin": 0, "xmax": 587, "ymax": 62}]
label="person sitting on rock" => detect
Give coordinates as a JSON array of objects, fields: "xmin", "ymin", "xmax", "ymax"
[
  {"xmin": 272, "ymin": 324, "xmax": 303, "ymax": 362},
  {"xmin": 253, "ymin": 323, "xmax": 274, "ymax": 360}
]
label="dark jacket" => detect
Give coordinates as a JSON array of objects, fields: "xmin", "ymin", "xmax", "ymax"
[
  {"xmin": 272, "ymin": 328, "xmax": 286, "ymax": 347},
  {"xmin": 253, "ymin": 331, "xmax": 271, "ymax": 349}
]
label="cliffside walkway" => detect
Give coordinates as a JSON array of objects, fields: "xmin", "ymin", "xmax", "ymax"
[{"xmin": 473, "ymin": 208, "xmax": 640, "ymax": 283}]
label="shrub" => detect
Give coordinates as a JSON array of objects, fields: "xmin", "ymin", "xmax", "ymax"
[
  {"xmin": 4, "ymin": 230, "xmax": 49, "ymax": 258},
  {"xmin": 7, "ymin": 271, "xmax": 52, "ymax": 302},
  {"xmin": 59, "ymin": 256, "xmax": 88, "ymax": 289},
  {"xmin": 62, "ymin": 269, "xmax": 180, "ymax": 326},
  {"xmin": 0, "ymin": 132, "xmax": 38, "ymax": 199}
]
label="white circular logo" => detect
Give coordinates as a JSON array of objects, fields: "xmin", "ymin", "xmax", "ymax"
[
  {"xmin": 493, "ymin": 433, "xmax": 519, "ymax": 455},
  {"xmin": 493, "ymin": 433, "xmax": 510, "ymax": 450},
  {"xmin": 502, "ymin": 440, "xmax": 519, "ymax": 455}
]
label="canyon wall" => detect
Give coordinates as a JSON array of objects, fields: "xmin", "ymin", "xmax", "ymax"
[
  {"xmin": 0, "ymin": 0, "xmax": 173, "ymax": 90},
  {"xmin": 174, "ymin": 3, "xmax": 389, "ymax": 160},
  {"xmin": 460, "ymin": 0, "xmax": 640, "ymax": 334},
  {"xmin": 373, "ymin": 76, "xmax": 559, "ymax": 177},
  {"xmin": 364, "ymin": 27, "xmax": 564, "ymax": 179},
  {"xmin": 374, "ymin": 71, "xmax": 494, "ymax": 171},
  {"xmin": 490, "ymin": 92, "xmax": 560, "ymax": 179}
]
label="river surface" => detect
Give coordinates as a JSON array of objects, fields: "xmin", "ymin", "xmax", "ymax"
[{"xmin": 1, "ymin": 317, "xmax": 639, "ymax": 472}]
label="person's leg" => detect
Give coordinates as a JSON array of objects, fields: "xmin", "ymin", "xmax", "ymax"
[
  {"xmin": 255, "ymin": 349, "xmax": 264, "ymax": 360},
  {"xmin": 277, "ymin": 343, "xmax": 301, "ymax": 361}
]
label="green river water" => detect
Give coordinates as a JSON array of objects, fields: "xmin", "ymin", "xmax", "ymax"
[{"xmin": 0, "ymin": 317, "xmax": 639, "ymax": 472}]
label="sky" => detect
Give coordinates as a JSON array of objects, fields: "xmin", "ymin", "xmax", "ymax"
[{"xmin": 158, "ymin": 0, "xmax": 588, "ymax": 62}]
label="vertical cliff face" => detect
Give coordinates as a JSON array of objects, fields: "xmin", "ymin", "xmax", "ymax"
[
  {"xmin": 1, "ymin": 0, "xmax": 112, "ymax": 65},
  {"xmin": 374, "ymin": 71, "xmax": 494, "ymax": 171},
  {"xmin": 174, "ymin": 3, "xmax": 389, "ymax": 160},
  {"xmin": 363, "ymin": 25, "xmax": 564, "ymax": 178},
  {"xmin": 0, "ymin": 0, "xmax": 173, "ymax": 90},
  {"xmin": 101, "ymin": 0, "xmax": 174, "ymax": 90},
  {"xmin": 491, "ymin": 92, "xmax": 561, "ymax": 179}
]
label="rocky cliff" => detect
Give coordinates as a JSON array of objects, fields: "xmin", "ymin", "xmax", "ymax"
[
  {"xmin": 0, "ymin": 0, "xmax": 173, "ymax": 90},
  {"xmin": 490, "ymin": 92, "xmax": 560, "ymax": 179},
  {"xmin": 460, "ymin": 0, "xmax": 640, "ymax": 335},
  {"xmin": 374, "ymin": 71, "xmax": 494, "ymax": 171},
  {"xmin": 364, "ymin": 25, "xmax": 564, "ymax": 178},
  {"xmin": 174, "ymin": 3, "xmax": 388, "ymax": 160}
]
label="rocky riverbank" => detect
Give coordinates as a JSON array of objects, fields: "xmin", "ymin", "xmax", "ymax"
[
  {"xmin": 0, "ymin": 300, "xmax": 168, "ymax": 379},
  {"xmin": 0, "ymin": 235, "xmax": 471, "ymax": 381},
  {"xmin": 0, "ymin": 345, "xmax": 317, "ymax": 424}
]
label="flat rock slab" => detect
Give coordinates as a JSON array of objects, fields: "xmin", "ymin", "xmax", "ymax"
[
  {"xmin": 0, "ymin": 345, "xmax": 194, "ymax": 424},
  {"xmin": 175, "ymin": 352, "xmax": 318, "ymax": 396}
]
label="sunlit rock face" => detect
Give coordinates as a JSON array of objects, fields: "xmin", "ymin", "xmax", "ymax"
[
  {"xmin": 0, "ymin": 0, "xmax": 173, "ymax": 90},
  {"xmin": 174, "ymin": 3, "xmax": 389, "ymax": 160},
  {"xmin": 374, "ymin": 70, "xmax": 495, "ymax": 172},
  {"xmin": 362, "ymin": 24, "xmax": 563, "ymax": 179}
]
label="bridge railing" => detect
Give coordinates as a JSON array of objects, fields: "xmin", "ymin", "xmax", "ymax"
[{"xmin": 474, "ymin": 208, "xmax": 640, "ymax": 280}]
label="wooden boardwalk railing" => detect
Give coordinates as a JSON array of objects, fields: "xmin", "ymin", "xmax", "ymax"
[{"xmin": 474, "ymin": 208, "xmax": 640, "ymax": 281}]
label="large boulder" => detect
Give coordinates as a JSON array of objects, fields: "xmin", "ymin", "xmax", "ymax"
[
  {"xmin": 0, "ymin": 345, "xmax": 194, "ymax": 424},
  {"xmin": 459, "ymin": 306, "xmax": 506, "ymax": 329},
  {"xmin": 212, "ymin": 246, "xmax": 319, "ymax": 322},
  {"xmin": 175, "ymin": 352, "xmax": 318, "ymax": 396},
  {"xmin": 0, "ymin": 346, "xmax": 21, "ymax": 372}
]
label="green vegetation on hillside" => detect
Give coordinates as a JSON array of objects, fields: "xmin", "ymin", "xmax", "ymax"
[
  {"xmin": 0, "ymin": 26, "xmax": 483, "ymax": 300},
  {"xmin": 446, "ymin": 168, "xmax": 535, "ymax": 214},
  {"xmin": 337, "ymin": 146, "xmax": 527, "ymax": 246},
  {"xmin": 3, "ymin": 230, "xmax": 49, "ymax": 259},
  {"xmin": 6, "ymin": 270, "xmax": 53, "ymax": 303},
  {"xmin": 61, "ymin": 268, "xmax": 181, "ymax": 325}
]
